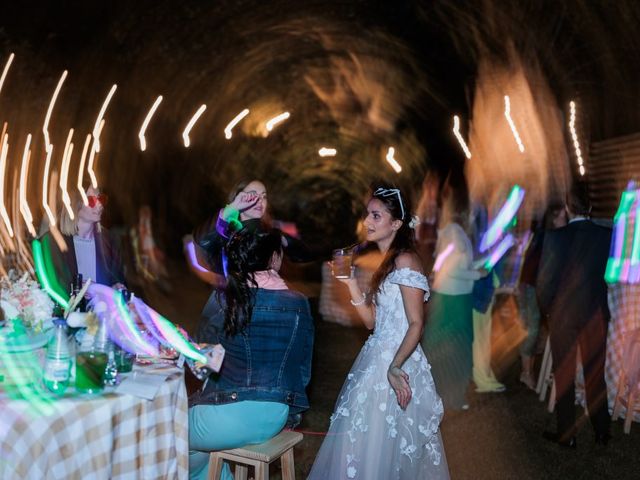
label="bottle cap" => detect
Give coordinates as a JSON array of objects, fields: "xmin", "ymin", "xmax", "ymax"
[{"xmin": 53, "ymin": 318, "xmax": 67, "ymax": 327}]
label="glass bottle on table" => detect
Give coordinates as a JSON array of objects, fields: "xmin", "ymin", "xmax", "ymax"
[
  {"xmin": 43, "ymin": 318, "xmax": 71, "ymax": 395},
  {"xmin": 71, "ymin": 273, "xmax": 87, "ymax": 313},
  {"xmin": 75, "ymin": 303, "xmax": 109, "ymax": 393}
]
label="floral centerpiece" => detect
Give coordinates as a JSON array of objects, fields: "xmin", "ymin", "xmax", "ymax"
[{"xmin": 1, "ymin": 271, "xmax": 55, "ymax": 334}]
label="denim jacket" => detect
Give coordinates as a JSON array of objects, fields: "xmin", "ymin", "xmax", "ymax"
[{"xmin": 190, "ymin": 288, "xmax": 314, "ymax": 415}]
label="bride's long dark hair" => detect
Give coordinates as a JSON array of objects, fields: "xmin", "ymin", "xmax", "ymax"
[
  {"xmin": 367, "ymin": 183, "xmax": 417, "ymax": 304},
  {"xmin": 219, "ymin": 227, "xmax": 283, "ymax": 336}
]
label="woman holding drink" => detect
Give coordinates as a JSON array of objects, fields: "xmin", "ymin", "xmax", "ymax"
[{"xmin": 309, "ymin": 183, "xmax": 449, "ymax": 480}]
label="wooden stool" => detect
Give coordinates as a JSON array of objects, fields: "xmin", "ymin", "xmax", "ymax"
[
  {"xmin": 208, "ymin": 430, "xmax": 303, "ymax": 480},
  {"xmin": 612, "ymin": 329, "xmax": 640, "ymax": 434}
]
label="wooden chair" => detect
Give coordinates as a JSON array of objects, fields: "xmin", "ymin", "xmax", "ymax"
[
  {"xmin": 612, "ymin": 328, "xmax": 640, "ymax": 434},
  {"xmin": 208, "ymin": 430, "xmax": 303, "ymax": 480}
]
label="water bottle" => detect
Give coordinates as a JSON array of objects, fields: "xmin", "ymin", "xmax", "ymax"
[
  {"xmin": 43, "ymin": 319, "xmax": 71, "ymax": 394},
  {"xmin": 93, "ymin": 303, "xmax": 119, "ymax": 386}
]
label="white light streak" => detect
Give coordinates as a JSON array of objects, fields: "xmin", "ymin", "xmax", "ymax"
[
  {"xmin": 42, "ymin": 147, "xmax": 56, "ymax": 226},
  {"xmin": 139, "ymin": 95, "xmax": 163, "ymax": 151},
  {"xmin": 452, "ymin": 115, "xmax": 472, "ymax": 159},
  {"xmin": 60, "ymin": 129, "xmax": 74, "ymax": 220},
  {"xmin": 265, "ymin": 111, "xmax": 290, "ymax": 132},
  {"xmin": 0, "ymin": 53, "xmax": 15, "ymax": 97},
  {"xmin": 18, "ymin": 134, "xmax": 36, "ymax": 236},
  {"xmin": 385, "ymin": 147, "xmax": 402, "ymax": 173},
  {"xmin": 318, "ymin": 147, "xmax": 337, "ymax": 157},
  {"xmin": 87, "ymin": 119, "xmax": 104, "ymax": 189},
  {"xmin": 569, "ymin": 101, "xmax": 585, "ymax": 177},
  {"xmin": 504, "ymin": 95, "xmax": 525, "ymax": 153},
  {"xmin": 0, "ymin": 132, "xmax": 13, "ymax": 237},
  {"xmin": 92, "ymin": 84, "xmax": 117, "ymax": 153},
  {"xmin": 182, "ymin": 104, "xmax": 207, "ymax": 147},
  {"xmin": 77, "ymin": 134, "xmax": 92, "ymax": 205},
  {"xmin": 224, "ymin": 109, "xmax": 250, "ymax": 139},
  {"xmin": 42, "ymin": 70, "xmax": 68, "ymax": 153}
]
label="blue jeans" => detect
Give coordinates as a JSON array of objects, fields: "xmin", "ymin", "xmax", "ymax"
[{"xmin": 189, "ymin": 401, "xmax": 289, "ymax": 480}]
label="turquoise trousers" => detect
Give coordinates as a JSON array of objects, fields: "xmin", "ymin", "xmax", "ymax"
[{"xmin": 189, "ymin": 401, "xmax": 289, "ymax": 480}]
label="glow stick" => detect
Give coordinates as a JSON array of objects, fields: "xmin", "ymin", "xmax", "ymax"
[
  {"xmin": 385, "ymin": 147, "xmax": 402, "ymax": 173},
  {"xmin": 479, "ymin": 185, "xmax": 525, "ymax": 252}
]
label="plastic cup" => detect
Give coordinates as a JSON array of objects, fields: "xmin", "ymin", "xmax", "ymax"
[
  {"xmin": 332, "ymin": 249, "xmax": 353, "ymax": 279},
  {"xmin": 75, "ymin": 351, "xmax": 108, "ymax": 393}
]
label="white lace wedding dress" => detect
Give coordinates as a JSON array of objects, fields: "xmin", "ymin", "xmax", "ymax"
[{"xmin": 308, "ymin": 268, "xmax": 449, "ymax": 480}]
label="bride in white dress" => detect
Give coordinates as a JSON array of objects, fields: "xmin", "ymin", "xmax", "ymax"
[{"xmin": 308, "ymin": 185, "xmax": 449, "ymax": 480}]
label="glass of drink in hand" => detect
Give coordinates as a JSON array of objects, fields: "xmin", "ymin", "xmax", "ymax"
[{"xmin": 332, "ymin": 248, "xmax": 353, "ymax": 279}]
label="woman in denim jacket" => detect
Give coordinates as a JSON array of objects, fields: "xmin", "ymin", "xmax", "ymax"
[{"xmin": 188, "ymin": 227, "xmax": 314, "ymax": 480}]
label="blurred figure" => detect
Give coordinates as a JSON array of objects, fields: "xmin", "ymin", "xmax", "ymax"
[
  {"xmin": 189, "ymin": 227, "xmax": 314, "ymax": 480},
  {"xmin": 470, "ymin": 203, "xmax": 505, "ymax": 393},
  {"xmin": 131, "ymin": 205, "xmax": 170, "ymax": 291},
  {"xmin": 423, "ymin": 185, "xmax": 488, "ymax": 410},
  {"xmin": 40, "ymin": 186, "xmax": 125, "ymax": 298},
  {"xmin": 517, "ymin": 205, "xmax": 566, "ymax": 389},
  {"xmin": 537, "ymin": 184, "xmax": 612, "ymax": 447},
  {"xmin": 415, "ymin": 172, "xmax": 440, "ymax": 272}
]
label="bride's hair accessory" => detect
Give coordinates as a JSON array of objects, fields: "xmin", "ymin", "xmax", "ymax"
[{"xmin": 373, "ymin": 187, "xmax": 405, "ymax": 220}]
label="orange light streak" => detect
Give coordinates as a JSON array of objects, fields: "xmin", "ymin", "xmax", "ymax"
[
  {"xmin": 42, "ymin": 70, "xmax": 68, "ymax": 153},
  {"xmin": 139, "ymin": 95, "xmax": 163, "ymax": 151},
  {"xmin": 182, "ymin": 104, "xmax": 207, "ymax": 147},
  {"xmin": 385, "ymin": 147, "xmax": 402, "ymax": 173},
  {"xmin": 504, "ymin": 95, "xmax": 525, "ymax": 153},
  {"xmin": 453, "ymin": 115, "xmax": 472, "ymax": 159},
  {"xmin": 224, "ymin": 109, "xmax": 249, "ymax": 139}
]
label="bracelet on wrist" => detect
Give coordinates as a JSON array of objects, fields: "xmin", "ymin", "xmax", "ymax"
[{"xmin": 350, "ymin": 292, "xmax": 366, "ymax": 306}]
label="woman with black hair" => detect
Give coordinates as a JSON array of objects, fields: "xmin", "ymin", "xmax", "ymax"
[
  {"xmin": 309, "ymin": 184, "xmax": 449, "ymax": 480},
  {"xmin": 188, "ymin": 227, "xmax": 314, "ymax": 480}
]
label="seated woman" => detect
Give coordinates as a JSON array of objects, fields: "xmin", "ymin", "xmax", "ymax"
[
  {"xmin": 188, "ymin": 227, "xmax": 314, "ymax": 480},
  {"xmin": 39, "ymin": 186, "xmax": 125, "ymax": 300}
]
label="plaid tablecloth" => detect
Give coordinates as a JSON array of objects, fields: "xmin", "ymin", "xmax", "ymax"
[
  {"xmin": 606, "ymin": 283, "xmax": 640, "ymax": 422},
  {"xmin": 0, "ymin": 367, "xmax": 188, "ymax": 479}
]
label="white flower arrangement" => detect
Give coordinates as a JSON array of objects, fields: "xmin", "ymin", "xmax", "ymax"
[{"xmin": 1, "ymin": 271, "xmax": 54, "ymax": 333}]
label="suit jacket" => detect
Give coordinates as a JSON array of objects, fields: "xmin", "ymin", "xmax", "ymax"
[
  {"xmin": 40, "ymin": 228, "xmax": 125, "ymax": 299},
  {"xmin": 536, "ymin": 219, "xmax": 611, "ymax": 326}
]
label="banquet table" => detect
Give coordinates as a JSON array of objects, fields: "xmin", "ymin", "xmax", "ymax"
[{"xmin": 0, "ymin": 366, "xmax": 189, "ymax": 479}]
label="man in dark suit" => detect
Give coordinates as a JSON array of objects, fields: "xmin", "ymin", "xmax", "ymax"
[{"xmin": 537, "ymin": 184, "xmax": 612, "ymax": 447}]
